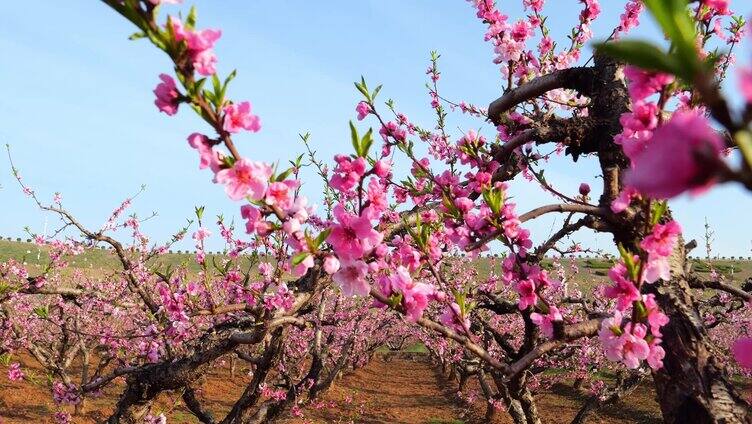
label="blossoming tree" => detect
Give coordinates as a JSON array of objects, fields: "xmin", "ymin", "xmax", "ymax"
[{"xmin": 3, "ymin": 0, "xmax": 752, "ymax": 423}]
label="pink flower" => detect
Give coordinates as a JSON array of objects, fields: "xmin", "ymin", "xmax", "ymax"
[
  {"xmin": 258, "ymin": 262, "xmax": 274, "ymax": 280},
  {"xmin": 642, "ymin": 268, "xmax": 669, "ymax": 297},
  {"xmin": 240, "ymin": 205, "xmax": 264, "ymax": 234},
  {"xmin": 515, "ymin": 279, "xmax": 538, "ymax": 310},
  {"xmin": 330, "ymin": 155, "xmax": 367, "ymax": 193},
  {"xmin": 193, "ymin": 49, "xmax": 218, "ymax": 76},
  {"xmin": 647, "ymin": 339, "xmax": 665, "ymax": 370},
  {"xmin": 530, "ymin": 306, "xmax": 563, "ymax": 338},
  {"xmin": 538, "ymin": 36, "xmax": 553, "ymax": 54},
  {"xmin": 604, "ymin": 263, "xmax": 640, "ymax": 310},
  {"xmin": 374, "ymin": 159, "xmax": 392, "ymax": 178},
  {"xmin": 600, "ymin": 316, "xmax": 650, "ymax": 369},
  {"xmin": 323, "ymin": 256, "xmax": 340, "ymax": 274},
  {"xmin": 511, "ymin": 20, "xmax": 533, "ymax": 41},
  {"xmin": 215, "ymin": 158, "xmax": 272, "ymax": 201},
  {"xmin": 641, "ymin": 221, "xmax": 681, "ymax": 257},
  {"xmin": 624, "ymin": 66, "xmax": 674, "ymax": 100},
  {"xmin": 454, "ymin": 197, "xmax": 474, "ymax": 214},
  {"xmin": 332, "ymin": 259, "xmax": 370, "ymax": 296},
  {"xmin": 620, "ymin": 324, "xmax": 650, "ymax": 369},
  {"xmin": 523, "ymin": 0, "xmax": 544, "ymax": 12},
  {"xmin": 265, "ymin": 181, "xmax": 293, "ymax": 210},
  {"xmin": 187, "ymin": 133, "xmax": 221, "ymax": 172},
  {"xmin": 739, "ymin": 67, "xmax": 752, "ymax": 104},
  {"xmin": 643, "ymin": 294, "xmax": 669, "ymax": 337},
  {"xmin": 192, "ymin": 226, "xmax": 211, "ymax": 241},
  {"xmin": 7, "ymin": 363, "xmax": 23, "ymax": 381},
  {"xmin": 327, "ymin": 204, "xmax": 382, "ymax": 260},
  {"xmin": 169, "ymin": 17, "xmax": 221, "ymax": 76},
  {"xmin": 153, "ymin": 74, "xmax": 181, "ymax": 116},
  {"xmin": 54, "ymin": 412, "xmax": 72, "ymax": 424},
  {"xmin": 604, "ymin": 278, "xmax": 640, "ymax": 311},
  {"xmin": 356, "ymin": 101, "xmax": 370, "ymax": 120},
  {"xmin": 379, "ymin": 121, "xmax": 406, "ymax": 142},
  {"xmin": 282, "ymin": 217, "xmax": 301, "ymax": 235},
  {"xmin": 599, "ymin": 311, "xmax": 624, "ymax": 358},
  {"xmin": 291, "ymin": 254, "xmax": 314, "ymax": 277},
  {"xmin": 183, "ymin": 27, "xmax": 221, "ymax": 52},
  {"xmin": 625, "ymin": 111, "xmax": 725, "ymax": 199},
  {"xmin": 702, "ymin": 0, "xmax": 730, "ymax": 15},
  {"xmin": 223, "ymin": 101, "xmax": 261, "ymax": 133},
  {"xmin": 616, "ymin": 0, "xmax": 642, "ymax": 35},
  {"xmin": 611, "ymin": 187, "xmax": 639, "ymax": 213},
  {"xmin": 440, "ymin": 303, "xmax": 471, "ymax": 334},
  {"xmin": 732, "ymin": 337, "xmax": 752, "ymax": 369},
  {"xmin": 387, "ymin": 267, "xmax": 435, "ymax": 321}
]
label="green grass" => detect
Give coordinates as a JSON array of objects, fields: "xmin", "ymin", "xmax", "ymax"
[
  {"xmin": 376, "ymin": 342, "xmax": 428, "ymax": 353},
  {"xmin": 583, "ymin": 259, "xmax": 614, "ymax": 270},
  {"xmin": 3, "ymin": 239, "xmax": 752, "ymax": 285},
  {"xmin": 0, "ymin": 239, "xmax": 258, "ymax": 275}
]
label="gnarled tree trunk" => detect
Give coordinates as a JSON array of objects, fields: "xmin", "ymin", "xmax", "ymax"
[{"xmin": 647, "ymin": 241, "xmax": 751, "ymax": 423}]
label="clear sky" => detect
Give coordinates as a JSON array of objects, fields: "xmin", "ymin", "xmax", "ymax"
[{"xmin": 1, "ymin": 1, "xmax": 751, "ymax": 256}]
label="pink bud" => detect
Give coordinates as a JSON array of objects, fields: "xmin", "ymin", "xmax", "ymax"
[{"xmin": 323, "ymin": 256, "xmax": 340, "ymax": 275}]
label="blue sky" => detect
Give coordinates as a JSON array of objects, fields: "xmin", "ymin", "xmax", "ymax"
[{"xmin": 1, "ymin": 1, "xmax": 751, "ymax": 256}]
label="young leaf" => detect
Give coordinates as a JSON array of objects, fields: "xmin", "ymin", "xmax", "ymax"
[
  {"xmin": 641, "ymin": 0, "xmax": 700, "ymax": 77},
  {"xmin": 186, "ymin": 6, "xmax": 198, "ymax": 29},
  {"xmin": 361, "ymin": 128, "xmax": 374, "ymax": 157},
  {"xmin": 291, "ymin": 252, "xmax": 309, "ymax": 266},
  {"xmin": 372, "ymin": 84, "xmax": 383, "ymax": 100},
  {"xmin": 596, "ymin": 40, "xmax": 683, "ymax": 77},
  {"xmin": 315, "ymin": 228, "xmax": 332, "ymax": 247},
  {"xmin": 128, "ymin": 31, "xmax": 147, "ymax": 41},
  {"xmin": 349, "ymin": 121, "xmax": 361, "ymax": 156}
]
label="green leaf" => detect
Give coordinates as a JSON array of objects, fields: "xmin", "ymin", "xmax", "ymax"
[
  {"xmin": 128, "ymin": 31, "xmax": 147, "ymax": 41},
  {"xmin": 349, "ymin": 121, "xmax": 360, "ymax": 156},
  {"xmin": 617, "ymin": 244, "xmax": 638, "ymax": 282},
  {"xmin": 372, "ymin": 84, "xmax": 382, "ymax": 100},
  {"xmin": 211, "ymin": 74, "xmax": 222, "ymax": 107},
  {"xmin": 220, "ymin": 70, "xmax": 237, "ymax": 101},
  {"xmin": 650, "ymin": 201, "xmax": 668, "ymax": 226},
  {"xmin": 354, "ymin": 76, "xmax": 372, "ymax": 102},
  {"xmin": 192, "ymin": 77, "xmax": 207, "ymax": 96},
  {"xmin": 642, "ymin": 0, "xmax": 700, "ymax": 77},
  {"xmin": 186, "ymin": 6, "xmax": 198, "ymax": 30},
  {"xmin": 315, "ymin": 228, "xmax": 332, "ymax": 247},
  {"xmin": 735, "ymin": 130, "xmax": 752, "ymax": 171},
  {"xmin": 291, "ymin": 252, "xmax": 310, "ymax": 266},
  {"xmin": 634, "ymin": 300, "xmax": 648, "ymax": 321},
  {"xmin": 596, "ymin": 40, "xmax": 683, "ymax": 77},
  {"xmin": 33, "ymin": 306, "xmax": 49, "ymax": 319},
  {"xmin": 275, "ymin": 167, "xmax": 294, "ymax": 182},
  {"xmin": 361, "ymin": 128, "xmax": 374, "ymax": 157},
  {"xmin": 224, "ymin": 69, "xmax": 237, "ymax": 86}
]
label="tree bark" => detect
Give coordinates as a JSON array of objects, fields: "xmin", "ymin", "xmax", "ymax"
[
  {"xmin": 647, "ymin": 240, "xmax": 751, "ymax": 423},
  {"xmin": 586, "ymin": 54, "xmax": 751, "ymax": 424}
]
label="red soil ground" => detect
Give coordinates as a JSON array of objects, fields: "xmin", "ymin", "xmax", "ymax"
[{"xmin": 0, "ymin": 353, "xmax": 670, "ymax": 424}]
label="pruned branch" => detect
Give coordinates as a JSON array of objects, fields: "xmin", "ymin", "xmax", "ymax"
[{"xmin": 488, "ymin": 67, "xmax": 595, "ymax": 125}]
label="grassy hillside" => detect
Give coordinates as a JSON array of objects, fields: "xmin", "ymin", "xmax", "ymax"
[
  {"xmin": 0, "ymin": 239, "xmax": 255, "ymax": 275},
  {"xmin": 2, "ymin": 239, "xmax": 750, "ymax": 286}
]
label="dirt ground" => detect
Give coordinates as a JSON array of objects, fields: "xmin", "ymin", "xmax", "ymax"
[
  {"xmin": 0, "ymin": 352, "xmax": 670, "ymax": 424},
  {"xmin": 282, "ymin": 356, "xmax": 663, "ymax": 424},
  {"xmin": 279, "ymin": 356, "xmax": 465, "ymax": 424}
]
